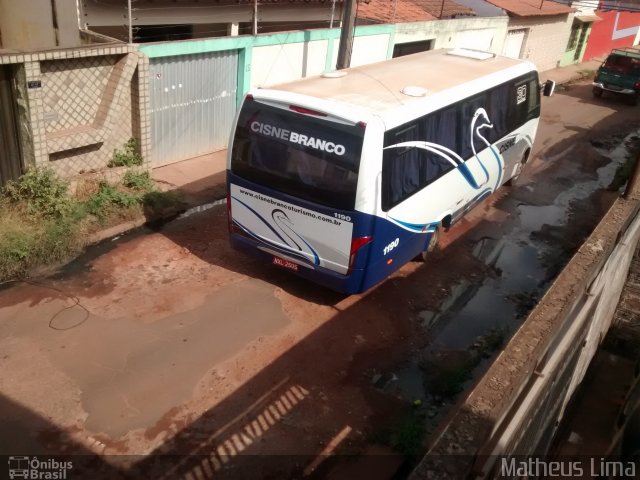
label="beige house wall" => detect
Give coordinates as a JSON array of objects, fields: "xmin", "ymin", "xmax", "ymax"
[
  {"xmin": 0, "ymin": 45, "xmax": 150, "ymax": 179},
  {"xmin": 509, "ymin": 14, "xmax": 575, "ymax": 72}
]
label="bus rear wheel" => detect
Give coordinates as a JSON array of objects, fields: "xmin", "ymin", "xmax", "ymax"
[
  {"xmin": 421, "ymin": 227, "xmax": 440, "ymax": 261},
  {"xmin": 506, "ymin": 151, "xmax": 529, "ymax": 186}
]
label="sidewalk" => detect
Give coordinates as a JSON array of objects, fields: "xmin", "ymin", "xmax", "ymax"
[
  {"xmin": 540, "ymin": 56, "xmax": 604, "ymax": 85},
  {"xmin": 152, "ymin": 149, "xmax": 228, "ymax": 208},
  {"xmin": 151, "ymin": 57, "xmax": 606, "ymax": 210}
]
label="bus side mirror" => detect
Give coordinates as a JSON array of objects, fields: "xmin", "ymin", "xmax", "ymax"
[{"xmin": 542, "ymin": 80, "xmax": 556, "ymax": 97}]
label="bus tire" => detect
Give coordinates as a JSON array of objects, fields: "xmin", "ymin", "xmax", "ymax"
[
  {"xmin": 629, "ymin": 93, "xmax": 639, "ymax": 106},
  {"xmin": 506, "ymin": 151, "xmax": 529, "ymax": 186},
  {"xmin": 421, "ymin": 227, "xmax": 440, "ymax": 261},
  {"xmin": 593, "ymin": 86, "xmax": 603, "ymax": 98}
]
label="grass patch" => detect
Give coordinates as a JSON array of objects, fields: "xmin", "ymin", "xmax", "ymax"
[
  {"xmin": 123, "ymin": 170, "xmax": 154, "ymax": 192},
  {"xmin": 0, "ymin": 203, "xmax": 84, "ymax": 280},
  {"xmin": 0, "ymin": 166, "xmax": 183, "ymax": 281},
  {"xmin": 2, "ymin": 168, "xmax": 74, "ymax": 219},
  {"xmin": 108, "ymin": 138, "xmax": 143, "ymax": 168},
  {"xmin": 85, "ymin": 181, "xmax": 143, "ymax": 223}
]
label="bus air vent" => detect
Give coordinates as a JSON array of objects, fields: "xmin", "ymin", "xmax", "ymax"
[
  {"xmin": 447, "ymin": 48, "xmax": 495, "ymax": 60},
  {"xmin": 321, "ymin": 71, "xmax": 348, "ymax": 78},
  {"xmin": 401, "ymin": 86, "xmax": 427, "ymax": 97}
]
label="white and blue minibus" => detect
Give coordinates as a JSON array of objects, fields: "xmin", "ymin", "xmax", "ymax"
[{"xmin": 227, "ymin": 48, "xmax": 554, "ymax": 294}]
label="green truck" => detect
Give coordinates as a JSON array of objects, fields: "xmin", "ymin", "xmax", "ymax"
[{"xmin": 592, "ymin": 46, "xmax": 640, "ymax": 105}]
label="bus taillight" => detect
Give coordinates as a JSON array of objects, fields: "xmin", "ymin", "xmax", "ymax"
[
  {"xmin": 348, "ymin": 236, "xmax": 373, "ymax": 273},
  {"xmin": 289, "ymin": 105, "xmax": 327, "ymax": 116}
]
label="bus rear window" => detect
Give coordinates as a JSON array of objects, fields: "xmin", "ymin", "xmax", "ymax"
[{"xmin": 230, "ymin": 99, "xmax": 364, "ymax": 210}]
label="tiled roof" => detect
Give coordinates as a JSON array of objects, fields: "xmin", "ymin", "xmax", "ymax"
[
  {"xmin": 358, "ymin": 0, "xmax": 475, "ymax": 23},
  {"xmin": 484, "ymin": 0, "xmax": 574, "ymax": 17}
]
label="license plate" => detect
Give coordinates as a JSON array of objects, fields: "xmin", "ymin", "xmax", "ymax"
[{"xmin": 272, "ymin": 256, "xmax": 299, "ymax": 271}]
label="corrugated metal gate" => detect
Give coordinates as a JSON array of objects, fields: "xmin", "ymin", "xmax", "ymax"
[{"xmin": 149, "ymin": 50, "xmax": 238, "ymax": 166}]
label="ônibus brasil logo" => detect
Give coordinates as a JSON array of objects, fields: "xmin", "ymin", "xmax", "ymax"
[{"xmin": 8, "ymin": 456, "xmax": 73, "ymax": 479}]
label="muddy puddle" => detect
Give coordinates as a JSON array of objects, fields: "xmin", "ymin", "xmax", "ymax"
[{"xmin": 371, "ymin": 129, "xmax": 640, "ymax": 420}]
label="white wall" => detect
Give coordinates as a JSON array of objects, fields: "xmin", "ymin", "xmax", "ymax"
[
  {"xmin": 349, "ymin": 34, "xmax": 391, "ymax": 67},
  {"xmin": 251, "ymin": 40, "xmax": 328, "ymax": 88},
  {"xmin": 510, "ymin": 14, "xmax": 575, "ymax": 72},
  {"xmin": 394, "ymin": 17, "xmax": 510, "ymax": 55}
]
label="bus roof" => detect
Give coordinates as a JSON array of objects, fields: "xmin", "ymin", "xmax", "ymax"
[{"xmin": 253, "ymin": 49, "xmax": 535, "ymax": 116}]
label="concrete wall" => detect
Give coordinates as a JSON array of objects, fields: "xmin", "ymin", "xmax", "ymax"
[
  {"xmin": 584, "ymin": 10, "xmax": 640, "ymax": 61},
  {"xmin": 510, "ymin": 14, "xmax": 575, "ymax": 72},
  {"xmin": 394, "ymin": 16, "xmax": 509, "ymax": 55},
  {"xmin": 251, "ymin": 39, "xmax": 329, "ymax": 88},
  {"xmin": 0, "ymin": 45, "xmax": 150, "ymax": 178},
  {"xmin": 139, "ymin": 25, "xmax": 396, "ymax": 107},
  {"xmin": 410, "ymin": 194, "xmax": 640, "ymax": 479},
  {"xmin": 140, "ymin": 19, "xmax": 508, "ymax": 105}
]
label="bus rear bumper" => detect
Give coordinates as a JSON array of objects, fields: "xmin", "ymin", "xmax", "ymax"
[{"xmin": 230, "ymin": 234, "xmax": 368, "ymax": 294}]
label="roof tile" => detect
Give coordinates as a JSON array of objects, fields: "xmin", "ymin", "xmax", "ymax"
[
  {"xmin": 484, "ymin": 0, "xmax": 574, "ymax": 17},
  {"xmin": 358, "ymin": 0, "xmax": 475, "ymax": 23}
]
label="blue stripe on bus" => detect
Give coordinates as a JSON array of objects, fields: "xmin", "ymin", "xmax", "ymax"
[
  {"xmin": 457, "ymin": 163, "xmax": 482, "ymax": 189},
  {"xmin": 389, "ymin": 218, "xmax": 440, "ymax": 232},
  {"xmin": 489, "ymin": 145, "xmax": 503, "ymax": 189},
  {"xmin": 232, "ymin": 218, "xmax": 316, "ymax": 266},
  {"xmin": 232, "ymin": 195, "xmax": 288, "ymax": 244}
]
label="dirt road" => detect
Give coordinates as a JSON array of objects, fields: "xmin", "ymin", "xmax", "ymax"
[{"xmin": 0, "ymin": 81, "xmax": 639, "ymax": 479}]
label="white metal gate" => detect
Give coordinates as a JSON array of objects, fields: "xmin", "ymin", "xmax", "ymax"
[
  {"xmin": 149, "ymin": 50, "xmax": 238, "ymax": 166},
  {"xmin": 502, "ymin": 29, "xmax": 527, "ymax": 59}
]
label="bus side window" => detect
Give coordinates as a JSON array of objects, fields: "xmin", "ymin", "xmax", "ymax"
[
  {"xmin": 382, "ymin": 147, "xmax": 454, "ymax": 211},
  {"xmin": 460, "ymin": 94, "xmax": 488, "ymax": 160},
  {"xmin": 486, "ymin": 83, "xmax": 510, "ymax": 143},
  {"xmin": 508, "ymin": 74, "xmax": 539, "ymax": 129}
]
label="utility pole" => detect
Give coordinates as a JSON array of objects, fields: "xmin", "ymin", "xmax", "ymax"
[
  {"xmin": 252, "ymin": 0, "xmax": 258, "ymax": 36},
  {"xmin": 336, "ymin": 0, "xmax": 357, "ymax": 69},
  {"xmin": 127, "ymin": 0, "xmax": 133, "ymax": 44},
  {"xmin": 330, "ymin": 0, "xmax": 337, "ymax": 29}
]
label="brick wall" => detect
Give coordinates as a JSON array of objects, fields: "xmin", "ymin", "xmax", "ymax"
[{"xmin": 510, "ymin": 13, "xmax": 575, "ymax": 72}]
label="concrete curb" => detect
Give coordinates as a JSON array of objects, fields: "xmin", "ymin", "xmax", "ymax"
[
  {"xmin": 86, "ymin": 195, "xmax": 227, "ymax": 246},
  {"xmin": 87, "ymin": 217, "xmax": 149, "ymax": 245}
]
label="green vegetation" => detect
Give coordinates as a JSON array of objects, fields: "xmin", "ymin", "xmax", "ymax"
[
  {"xmin": 607, "ymin": 135, "xmax": 640, "ymax": 191},
  {"xmin": 0, "ymin": 166, "xmax": 183, "ymax": 281},
  {"xmin": 610, "ymin": 156, "xmax": 638, "ymax": 191},
  {"xmin": 123, "ymin": 170, "xmax": 154, "ymax": 191},
  {"xmin": 2, "ymin": 168, "xmax": 74, "ymax": 219},
  {"xmin": 108, "ymin": 138, "xmax": 143, "ymax": 168},
  {"xmin": 371, "ymin": 411, "xmax": 426, "ymax": 457}
]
